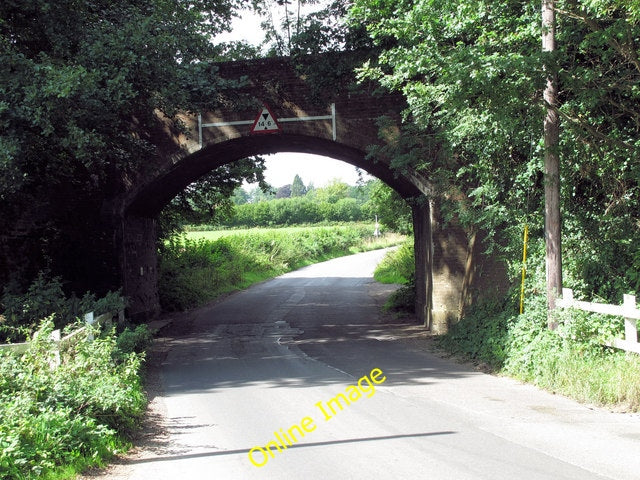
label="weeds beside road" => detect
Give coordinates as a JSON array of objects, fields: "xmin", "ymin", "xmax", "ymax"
[
  {"xmin": 376, "ymin": 243, "xmax": 640, "ymax": 412},
  {"xmin": 0, "ymin": 322, "xmax": 152, "ymax": 479}
]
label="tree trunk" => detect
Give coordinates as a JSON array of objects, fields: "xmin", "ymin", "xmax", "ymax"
[{"xmin": 542, "ymin": 0, "xmax": 562, "ymax": 328}]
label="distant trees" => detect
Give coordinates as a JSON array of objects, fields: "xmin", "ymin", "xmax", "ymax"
[
  {"xmin": 276, "ymin": 184, "xmax": 292, "ymax": 199},
  {"xmin": 224, "ymin": 177, "xmax": 410, "ymax": 230}
]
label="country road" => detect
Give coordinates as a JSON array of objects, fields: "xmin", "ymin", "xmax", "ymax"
[{"xmin": 85, "ymin": 248, "xmax": 640, "ymax": 480}]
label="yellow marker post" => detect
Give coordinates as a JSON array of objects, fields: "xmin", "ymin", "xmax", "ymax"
[{"xmin": 519, "ymin": 224, "xmax": 529, "ymax": 314}]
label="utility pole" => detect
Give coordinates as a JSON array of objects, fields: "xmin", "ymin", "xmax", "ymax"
[{"xmin": 542, "ymin": 0, "xmax": 562, "ymax": 328}]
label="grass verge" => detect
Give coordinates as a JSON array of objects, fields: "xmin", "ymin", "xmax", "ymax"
[
  {"xmin": 159, "ymin": 224, "xmax": 405, "ymax": 311},
  {"xmin": 371, "ymin": 240, "xmax": 640, "ymax": 411},
  {"xmin": 373, "ymin": 240, "xmax": 416, "ymax": 314},
  {"xmin": 373, "ymin": 239, "xmax": 414, "ymax": 285},
  {"xmin": 437, "ymin": 294, "xmax": 640, "ymax": 411}
]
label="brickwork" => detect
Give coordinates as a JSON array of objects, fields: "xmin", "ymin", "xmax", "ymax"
[{"xmin": 120, "ymin": 216, "xmax": 160, "ymax": 321}]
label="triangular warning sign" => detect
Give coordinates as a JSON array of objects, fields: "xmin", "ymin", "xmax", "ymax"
[{"xmin": 250, "ymin": 103, "xmax": 281, "ymax": 134}]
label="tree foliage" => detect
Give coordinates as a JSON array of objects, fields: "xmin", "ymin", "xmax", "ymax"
[
  {"xmin": 350, "ymin": 0, "xmax": 640, "ymax": 300},
  {"xmin": 0, "ymin": 0, "xmax": 250, "ymax": 291},
  {"xmin": 365, "ymin": 180, "xmax": 412, "ymax": 235},
  {"xmin": 215, "ymin": 178, "xmax": 411, "ymax": 228},
  {"xmin": 291, "ymin": 174, "xmax": 307, "ymax": 197},
  {"xmin": 252, "ymin": 0, "xmax": 372, "ymax": 56},
  {"xmin": 159, "ymin": 157, "xmax": 269, "ymax": 239}
]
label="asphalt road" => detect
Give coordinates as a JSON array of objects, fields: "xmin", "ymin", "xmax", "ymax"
[{"xmin": 88, "ymin": 248, "xmax": 640, "ymax": 480}]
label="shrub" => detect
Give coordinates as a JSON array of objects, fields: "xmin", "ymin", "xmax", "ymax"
[
  {"xmin": 383, "ymin": 275, "xmax": 416, "ymax": 315},
  {"xmin": 0, "ymin": 274, "xmax": 126, "ymax": 343},
  {"xmin": 437, "ymin": 295, "xmax": 516, "ymax": 369},
  {"xmin": 115, "ymin": 324, "xmax": 154, "ymax": 362}
]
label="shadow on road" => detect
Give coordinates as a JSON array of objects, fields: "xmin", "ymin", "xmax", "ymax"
[{"xmin": 124, "ymin": 430, "xmax": 457, "ymax": 465}]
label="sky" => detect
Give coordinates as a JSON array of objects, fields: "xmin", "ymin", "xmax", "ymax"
[
  {"xmin": 258, "ymin": 153, "xmax": 372, "ymax": 188},
  {"xmin": 219, "ymin": 4, "xmax": 372, "ymax": 188}
]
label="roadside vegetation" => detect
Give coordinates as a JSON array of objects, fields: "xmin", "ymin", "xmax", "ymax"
[
  {"xmin": 0, "ymin": 276, "xmax": 153, "ymax": 479},
  {"xmin": 377, "ymin": 238, "xmax": 640, "ymax": 411},
  {"xmin": 0, "ymin": 319, "xmax": 152, "ymax": 479},
  {"xmin": 436, "ymin": 239, "xmax": 640, "ymax": 412},
  {"xmin": 373, "ymin": 240, "xmax": 416, "ymax": 315},
  {"xmin": 159, "ymin": 224, "xmax": 405, "ymax": 311},
  {"xmin": 0, "ymin": 275, "xmax": 125, "ymax": 344},
  {"xmin": 1, "ymin": 0, "xmax": 639, "ymax": 476}
]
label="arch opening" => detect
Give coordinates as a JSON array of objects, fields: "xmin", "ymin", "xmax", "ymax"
[
  {"xmin": 119, "ymin": 133, "xmax": 436, "ymax": 328},
  {"xmin": 126, "ymin": 134, "xmax": 423, "ymax": 218}
]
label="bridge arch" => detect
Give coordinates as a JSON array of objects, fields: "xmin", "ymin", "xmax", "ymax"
[
  {"xmin": 115, "ymin": 54, "xmax": 506, "ymax": 333},
  {"xmin": 127, "ymin": 134, "xmax": 422, "ymax": 217}
]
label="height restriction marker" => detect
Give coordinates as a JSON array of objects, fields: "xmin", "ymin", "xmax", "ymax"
[{"xmin": 250, "ymin": 103, "xmax": 281, "ymax": 134}]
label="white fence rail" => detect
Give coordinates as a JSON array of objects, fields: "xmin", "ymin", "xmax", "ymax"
[
  {"xmin": 557, "ymin": 288, "xmax": 640, "ymax": 354},
  {"xmin": 0, "ymin": 310, "xmax": 124, "ymax": 361}
]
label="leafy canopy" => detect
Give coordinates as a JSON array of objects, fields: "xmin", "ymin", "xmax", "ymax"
[
  {"xmin": 0, "ymin": 0, "xmax": 258, "ymax": 288},
  {"xmin": 349, "ymin": 0, "xmax": 640, "ymax": 299}
]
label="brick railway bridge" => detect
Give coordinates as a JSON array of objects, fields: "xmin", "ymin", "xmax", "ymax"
[{"xmin": 110, "ymin": 54, "xmax": 506, "ymax": 334}]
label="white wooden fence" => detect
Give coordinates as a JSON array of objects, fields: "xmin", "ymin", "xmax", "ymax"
[
  {"xmin": 0, "ymin": 310, "xmax": 124, "ymax": 361},
  {"xmin": 556, "ymin": 288, "xmax": 640, "ymax": 354}
]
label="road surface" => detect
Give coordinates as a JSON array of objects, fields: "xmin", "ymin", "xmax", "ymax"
[{"xmin": 86, "ymin": 248, "xmax": 640, "ymax": 479}]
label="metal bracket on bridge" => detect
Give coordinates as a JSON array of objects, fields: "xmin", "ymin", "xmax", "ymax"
[{"xmin": 198, "ymin": 103, "xmax": 336, "ymax": 148}]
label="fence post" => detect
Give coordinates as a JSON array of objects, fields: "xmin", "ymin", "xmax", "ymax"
[
  {"xmin": 623, "ymin": 294, "xmax": 638, "ymax": 343},
  {"xmin": 562, "ymin": 288, "xmax": 574, "ymax": 304},
  {"xmin": 85, "ymin": 312, "xmax": 95, "ymax": 341},
  {"xmin": 50, "ymin": 329, "xmax": 61, "ymax": 368}
]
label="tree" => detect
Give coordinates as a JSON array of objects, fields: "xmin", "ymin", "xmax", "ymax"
[
  {"xmin": 364, "ymin": 180, "xmax": 412, "ymax": 234},
  {"xmin": 315, "ymin": 179, "xmax": 350, "ymax": 203},
  {"xmin": 276, "ymin": 184, "xmax": 292, "ymax": 198},
  {"xmin": 0, "ymin": 0, "xmax": 246, "ymax": 291},
  {"xmin": 232, "ymin": 187, "xmax": 251, "ymax": 205},
  {"xmin": 159, "ymin": 157, "xmax": 269, "ymax": 237},
  {"xmin": 291, "ymin": 174, "xmax": 307, "ymax": 197},
  {"xmin": 253, "ymin": 0, "xmax": 307, "ymax": 55},
  {"xmin": 542, "ymin": 0, "xmax": 562, "ymax": 322},
  {"xmin": 253, "ymin": 0, "xmax": 374, "ymax": 56},
  {"xmin": 249, "ymin": 185, "xmax": 276, "ymax": 203}
]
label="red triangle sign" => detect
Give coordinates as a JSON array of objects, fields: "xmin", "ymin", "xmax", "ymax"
[{"xmin": 250, "ymin": 103, "xmax": 281, "ymax": 134}]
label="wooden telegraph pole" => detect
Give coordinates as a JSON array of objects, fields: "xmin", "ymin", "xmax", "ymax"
[{"xmin": 542, "ymin": 0, "xmax": 562, "ymax": 328}]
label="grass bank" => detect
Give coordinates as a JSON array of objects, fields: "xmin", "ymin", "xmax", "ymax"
[
  {"xmin": 373, "ymin": 242, "xmax": 640, "ymax": 411},
  {"xmin": 159, "ymin": 224, "xmax": 405, "ymax": 311},
  {"xmin": 437, "ymin": 294, "xmax": 640, "ymax": 411},
  {"xmin": 373, "ymin": 240, "xmax": 416, "ymax": 314}
]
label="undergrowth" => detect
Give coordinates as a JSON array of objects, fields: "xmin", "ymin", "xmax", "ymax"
[
  {"xmin": 375, "ymin": 236, "xmax": 640, "ymax": 410},
  {"xmin": 0, "ymin": 275, "xmax": 125, "ymax": 343},
  {"xmin": 0, "ymin": 320, "xmax": 150, "ymax": 479},
  {"xmin": 374, "ymin": 240, "xmax": 416, "ymax": 314}
]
